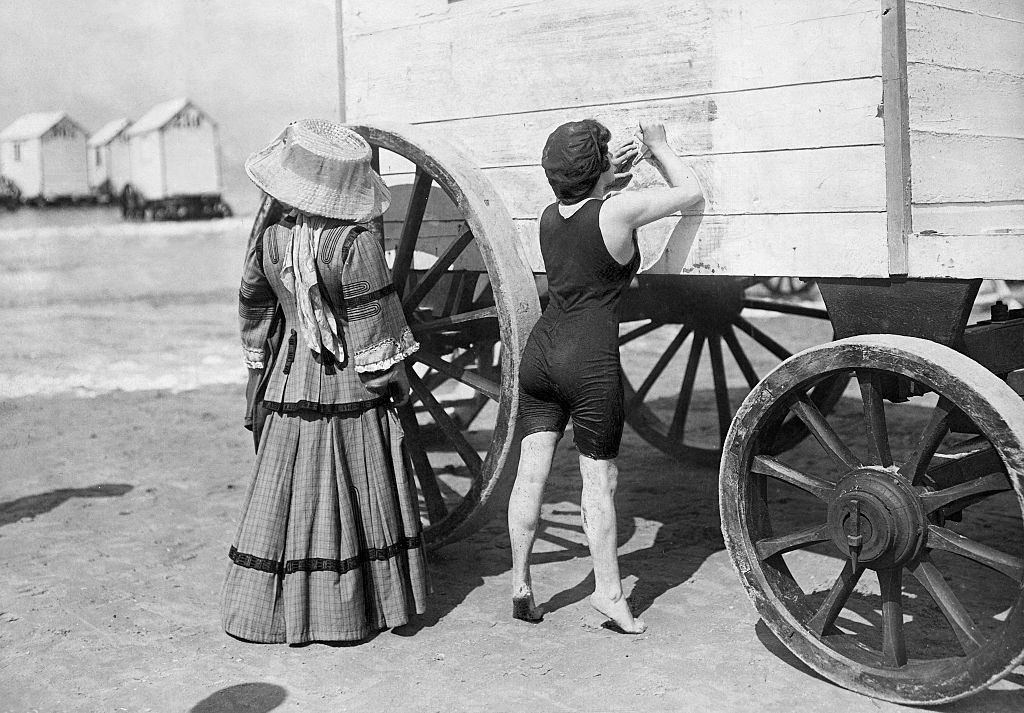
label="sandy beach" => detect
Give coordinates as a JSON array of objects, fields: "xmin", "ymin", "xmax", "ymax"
[{"xmin": 1, "ymin": 217, "xmax": 1021, "ymax": 712}]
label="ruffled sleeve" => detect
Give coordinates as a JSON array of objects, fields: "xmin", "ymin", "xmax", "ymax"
[
  {"xmin": 238, "ymin": 227, "xmax": 279, "ymax": 370},
  {"xmin": 339, "ymin": 227, "xmax": 419, "ymax": 372}
]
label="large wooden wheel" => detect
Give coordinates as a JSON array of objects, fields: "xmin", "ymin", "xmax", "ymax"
[
  {"xmin": 721, "ymin": 335, "xmax": 1024, "ymax": 704},
  {"xmin": 250, "ymin": 124, "xmax": 539, "ymax": 548},
  {"xmin": 350, "ymin": 123, "xmax": 539, "ymax": 547},
  {"xmin": 619, "ymin": 275, "xmax": 846, "ymax": 464}
]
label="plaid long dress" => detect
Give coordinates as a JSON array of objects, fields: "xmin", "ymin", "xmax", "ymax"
[{"xmin": 222, "ymin": 214, "xmax": 427, "ymax": 643}]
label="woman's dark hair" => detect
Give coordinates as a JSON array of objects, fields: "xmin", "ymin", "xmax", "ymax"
[{"xmin": 541, "ymin": 119, "xmax": 612, "ymax": 204}]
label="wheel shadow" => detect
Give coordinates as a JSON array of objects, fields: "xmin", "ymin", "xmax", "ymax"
[
  {"xmin": 755, "ymin": 620, "xmax": 1024, "ymax": 711},
  {"xmin": 189, "ymin": 682, "xmax": 287, "ymax": 712},
  {"xmin": 0, "ymin": 483, "xmax": 133, "ymax": 528}
]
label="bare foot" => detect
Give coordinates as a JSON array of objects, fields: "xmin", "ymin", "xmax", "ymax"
[
  {"xmin": 589, "ymin": 593, "xmax": 646, "ymax": 634},
  {"xmin": 512, "ymin": 592, "xmax": 543, "ymax": 622}
]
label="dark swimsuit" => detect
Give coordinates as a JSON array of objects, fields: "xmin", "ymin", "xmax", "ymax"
[{"xmin": 518, "ymin": 198, "xmax": 640, "ymax": 460}]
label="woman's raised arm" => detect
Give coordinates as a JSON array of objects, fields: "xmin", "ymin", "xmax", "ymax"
[{"xmin": 603, "ymin": 122, "xmax": 704, "ymax": 235}]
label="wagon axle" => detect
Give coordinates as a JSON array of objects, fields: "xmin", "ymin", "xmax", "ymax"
[{"xmin": 826, "ymin": 468, "xmax": 928, "ymax": 571}]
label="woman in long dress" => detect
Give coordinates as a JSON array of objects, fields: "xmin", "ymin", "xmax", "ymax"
[
  {"xmin": 222, "ymin": 120, "xmax": 427, "ymax": 643},
  {"xmin": 508, "ymin": 120, "xmax": 703, "ymax": 633}
]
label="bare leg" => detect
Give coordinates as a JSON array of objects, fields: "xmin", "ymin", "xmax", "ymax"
[
  {"xmin": 580, "ymin": 455, "xmax": 646, "ymax": 634},
  {"xmin": 508, "ymin": 430, "xmax": 560, "ymax": 621}
]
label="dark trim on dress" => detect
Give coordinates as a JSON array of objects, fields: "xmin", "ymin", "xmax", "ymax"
[
  {"xmin": 341, "ymin": 280, "xmax": 371, "ymax": 298},
  {"xmin": 239, "ymin": 303, "xmax": 277, "ymax": 320},
  {"xmin": 340, "ymin": 226, "xmax": 368, "ymax": 263},
  {"xmin": 262, "ymin": 394, "xmax": 390, "ymax": 415},
  {"xmin": 345, "ymin": 303, "xmax": 383, "ymax": 321},
  {"xmin": 319, "ymin": 229, "xmax": 343, "ymax": 264},
  {"xmin": 228, "ymin": 536, "xmax": 423, "ymax": 576},
  {"xmin": 341, "ymin": 284, "xmax": 395, "ymax": 309}
]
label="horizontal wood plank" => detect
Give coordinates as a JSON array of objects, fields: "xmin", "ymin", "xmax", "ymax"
[
  {"xmin": 344, "ymin": 0, "xmax": 881, "ymax": 123},
  {"xmin": 379, "ymin": 146, "xmax": 887, "ymax": 219},
  {"xmin": 910, "ymin": 132, "xmax": 1024, "ymax": 203},
  {"xmin": 907, "ymin": 231, "xmax": 1024, "ymax": 278},
  {"xmin": 341, "ymin": 0, "xmax": 542, "ymax": 36},
  {"xmin": 908, "ymin": 64, "xmax": 1024, "ymax": 139},
  {"xmin": 912, "ymin": 202, "xmax": 1024, "ymax": 235},
  {"xmin": 906, "ymin": 2, "xmax": 1024, "ymax": 76},
  {"xmin": 907, "ymin": 0, "xmax": 1024, "ymax": 23},
  {"xmin": 403, "ymin": 78, "xmax": 884, "ymax": 166},
  {"xmin": 512, "ymin": 212, "xmax": 888, "ymax": 277}
]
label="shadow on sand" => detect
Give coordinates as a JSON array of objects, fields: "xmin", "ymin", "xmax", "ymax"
[
  {"xmin": 0, "ymin": 483, "xmax": 133, "ymax": 527},
  {"xmin": 397, "ymin": 430, "xmax": 724, "ymax": 635},
  {"xmin": 189, "ymin": 683, "xmax": 287, "ymax": 713}
]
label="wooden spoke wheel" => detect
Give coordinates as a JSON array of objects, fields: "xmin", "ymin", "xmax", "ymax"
[
  {"xmin": 619, "ymin": 275, "xmax": 846, "ymax": 464},
  {"xmin": 247, "ymin": 126, "xmax": 538, "ymax": 548},
  {"xmin": 721, "ymin": 334, "xmax": 1024, "ymax": 704},
  {"xmin": 352, "ymin": 123, "xmax": 537, "ymax": 547}
]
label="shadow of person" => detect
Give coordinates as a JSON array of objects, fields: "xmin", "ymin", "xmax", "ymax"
[
  {"xmin": 398, "ymin": 427, "xmax": 723, "ymax": 633},
  {"xmin": 189, "ymin": 683, "xmax": 287, "ymax": 713},
  {"xmin": 538, "ymin": 458, "xmax": 724, "ymax": 618},
  {"xmin": 0, "ymin": 483, "xmax": 133, "ymax": 528}
]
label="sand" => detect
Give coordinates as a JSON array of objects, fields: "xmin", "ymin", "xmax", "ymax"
[{"xmin": 0, "ymin": 219, "xmax": 1021, "ymax": 712}]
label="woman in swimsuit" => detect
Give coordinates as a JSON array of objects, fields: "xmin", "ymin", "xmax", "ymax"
[{"xmin": 508, "ymin": 120, "xmax": 703, "ymax": 633}]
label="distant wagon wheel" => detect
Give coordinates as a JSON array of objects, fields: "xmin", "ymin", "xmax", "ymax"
[
  {"xmin": 252, "ymin": 124, "xmax": 540, "ymax": 548},
  {"xmin": 215, "ymin": 200, "xmax": 233, "ymax": 218},
  {"xmin": 619, "ymin": 276, "xmax": 847, "ymax": 464},
  {"xmin": 120, "ymin": 184, "xmax": 143, "ymax": 221},
  {"xmin": 721, "ymin": 335, "xmax": 1024, "ymax": 704}
]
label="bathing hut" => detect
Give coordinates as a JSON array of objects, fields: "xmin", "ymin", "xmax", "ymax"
[
  {"xmin": 124, "ymin": 97, "xmax": 228, "ymax": 219},
  {"xmin": 87, "ymin": 118, "xmax": 131, "ymax": 199},
  {"xmin": 0, "ymin": 111, "xmax": 90, "ymax": 204}
]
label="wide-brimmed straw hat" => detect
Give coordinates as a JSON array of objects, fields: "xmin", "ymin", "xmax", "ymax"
[{"xmin": 244, "ymin": 119, "xmax": 391, "ymax": 221}]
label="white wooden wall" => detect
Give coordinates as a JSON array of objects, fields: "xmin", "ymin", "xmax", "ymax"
[
  {"xmin": 341, "ymin": 0, "xmax": 1023, "ymax": 279},
  {"xmin": 40, "ymin": 130, "xmax": 89, "ymax": 199},
  {"xmin": 163, "ymin": 121, "xmax": 220, "ymax": 196},
  {"xmin": 108, "ymin": 137, "xmax": 132, "ymax": 194},
  {"xmin": 0, "ymin": 139, "xmax": 42, "ymax": 198},
  {"xmin": 906, "ymin": 1, "xmax": 1024, "ymax": 234},
  {"xmin": 128, "ymin": 132, "xmax": 165, "ymax": 200},
  {"xmin": 341, "ymin": 0, "xmax": 890, "ymax": 277},
  {"xmin": 87, "ymin": 145, "xmax": 109, "ymax": 190}
]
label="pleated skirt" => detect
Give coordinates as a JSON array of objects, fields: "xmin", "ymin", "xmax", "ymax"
[{"xmin": 221, "ymin": 406, "xmax": 428, "ymax": 644}]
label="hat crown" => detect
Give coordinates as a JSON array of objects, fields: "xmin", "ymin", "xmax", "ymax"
[
  {"xmin": 284, "ymin": 119, "xmax": 372, "ymax": 166},
  {"xmin": 244, "ymin": 119, "xmax": 391, "ymax": 221}
]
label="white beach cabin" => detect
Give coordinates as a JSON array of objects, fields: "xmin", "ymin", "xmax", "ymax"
[
  {"xmin": 126, "ymin": 98, "xmax": 221, "ymax": 203},
  {"xmin": 87, "ymin": 118, "xmax": 132, "ymax": 197},
  {"xmin": 0, "ymin": 111, "xmax": 90, "ymax": 203}
]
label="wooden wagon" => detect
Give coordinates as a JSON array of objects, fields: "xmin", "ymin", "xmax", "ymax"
[
  {"xmin": 122, "ymin": 98, "xmax": 232, "ymax": 221},
  {"xmin": 256, "ymin": 0, "xmax": 1024, "ymax": 703},
  {"xmin": 87, "ymin": 118, "xmax": 132, "ymax": 202},
  {"xmin": 0, "ymin": 111, "xmax": 91, "ymax": 205}
]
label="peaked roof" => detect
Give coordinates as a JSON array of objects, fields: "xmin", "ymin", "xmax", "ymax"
[
  {"xmin": 0, "ymin": 111, "xmax": 74, "ymax": 141},
  {"xmin": 128, "ymin": 97, "xmax": 213, "ymax": 136},
  {"xmin": 88, "ymin": 118, "xmax": 131, "ymax": 147}
]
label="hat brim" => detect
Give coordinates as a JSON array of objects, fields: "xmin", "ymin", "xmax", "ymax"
[{"xmin": 244, "ymin": 139, "xmax": 391, "ymax": 222}]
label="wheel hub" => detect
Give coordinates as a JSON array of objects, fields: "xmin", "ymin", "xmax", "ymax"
[{"xmin": 827, "ymin": 469, "xmax": 926, "ymax": 569}]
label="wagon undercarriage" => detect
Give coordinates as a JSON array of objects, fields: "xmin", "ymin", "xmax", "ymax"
[{"xmin": 251, "ymin": 120, "xmax": 1024, "ymax": 703}]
